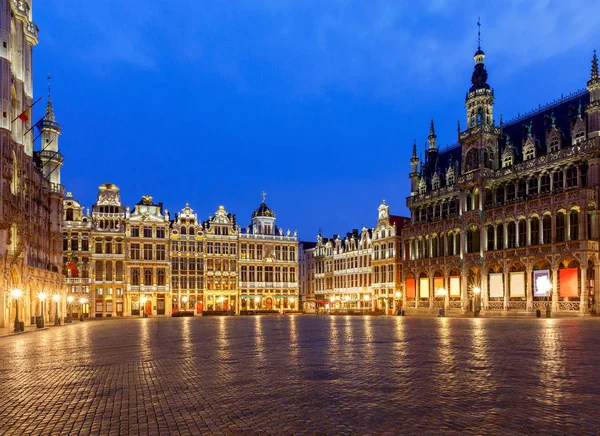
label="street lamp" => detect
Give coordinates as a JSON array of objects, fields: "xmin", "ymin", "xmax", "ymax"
[
  {"xmin": 473, "ymin": 287, "xmax": 481, "ymax": 318},
  {"xmin": 53, "ymin": 294, "xmax": 60, "ymax": 326},
  {"xmin": 436, "ymin": 288, "xmax": 447, "ymax": 317},
  {"xmin": 536, "ymin": 276, "xmax": 553, "ymax": 318},
  {"xmin": 79, "ymin": 297, "xmax": 87, "ymax": 321},
  {"xmin": 140, "ymin": 296, "xmax": 148, "ymax": 318},
  {"xmin": 181, "ymin": 295, "xmax": 188, "ymax": 311},
  {"xmin": 39, "ymin": 292, "xmax": 47, "ymax": 328},
  {"xmin": 67, "ymin": 296, "xmax": 74, "ymax": 323},
  {"xmin": 11, "ymin": 289, "xmax": 22, "ymax": 332},
  {"xmin": 394, "ymin": 291, "xmax": 402, "ymax": 315}
]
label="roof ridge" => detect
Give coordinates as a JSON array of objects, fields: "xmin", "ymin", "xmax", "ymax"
[{"xmin": 504, "ymin": 88, "xmax": 587, "ymax": 126}]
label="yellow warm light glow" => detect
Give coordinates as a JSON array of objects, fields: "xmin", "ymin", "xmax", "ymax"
[
  {"xmin": 11, "ymin": 289, "xmax": 22, "ymax": 299},
  {"xmin": 53, "ymin": 295, "xmax": 60, "ymax": 302},
  {"xmin": 79, "ymin": 298, "xmax": 87, "ymax": 304},
  {"xmin": 39, "ymin": 292, "xmax": 47, "ymax": 301},
  {"xmin": 254, "ymin": 296, "xmax": 260, "ymax": 303},
  {"xmin": 473, "ymin": 287, "xmax": 481, "ymax": 295},
  {"xmin": 395, "ymin": 291, "xmax": 401, "ymax": 298},
  {"xmin": 436, "ymin": 288, "xmax": 447, "ymax": 297},
  {"xmin": 289, "ymin": 297, "xmax": 295, "ymax": 303},
  {"xmin": 181, "ymin": 296, "xmax": 188, "ymax": 303},
  {"xmin": 363, "ymin": 294, "xmax": 370, "ymax": 301},
  {"xmin": 67, "ymin": 296, "xmax": 74, "ymax": 303},
  {"xmin": 329, "ymin": 296, "xmax": 335, "ymax": 302}
]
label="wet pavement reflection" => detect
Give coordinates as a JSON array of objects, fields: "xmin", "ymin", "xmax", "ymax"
[{"xmin": 0, "ymin": 316, "xmax": 599, "ymax": 435}]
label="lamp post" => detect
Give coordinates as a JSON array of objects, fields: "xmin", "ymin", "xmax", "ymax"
[
  {"xmin": 67, "ymin": 296, "xmax": 74, "ymax": 323},
  {"xmin": 289, "ymin": 297, "xmax": 295, "ymax": 312},
  {"xmin": 473, "ymin": 287, "xmax": 481, "ymax": 318},
  {"xmin": 253, "ymin": 296, "xmax": 260, "ymax": 311},
  {"xmin": 395, "ymin": 291, "xmax": 402, "ymax": 315},
  {"xmin": 53, "ymin": 294, "xmax": 60, "ymax": 326},
  {"xmin": 11, "ymin": 289, "xmax": 22, "ymax": 332},
  {"xmin": 536, "ymin": 276, "xmax": 553, "ymax": 318},
  {"xmin": 436, "ymin": 288, "xmax": 447, "ymax": 317},
  {"xmin": 39, "ymin": 292, "xmax": 47, "ymax": 328},
  {"xmin": 141, "ymin": 296, "xmax": 148, "ymax": 318},
  {"xmin": 181, "ymin": 295, "xmax": 188, "ymax": 312},
  {"xmin": 79, "ymin": 297, "xmax": 87, "ymax": 321}
]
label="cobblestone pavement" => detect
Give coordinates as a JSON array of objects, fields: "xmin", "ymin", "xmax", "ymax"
[{"xmin": 1, "ymin": 316, "xmax": 599, "ymax": 435}]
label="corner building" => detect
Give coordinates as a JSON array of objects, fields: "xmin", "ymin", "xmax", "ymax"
[
  {"xmin": 401, "ymin": 46, "xmax": 600, "ymax": 315},
  {"xmin": 1, "ymin": 0, "xmax": 66, "ymax": 328}
]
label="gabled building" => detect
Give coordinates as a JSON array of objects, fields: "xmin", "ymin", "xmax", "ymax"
[
  {"xmin": 126, "ymin": 196, "xmax": 170, "ymax": 316},
  {"xmin": 170, "ymin": 203, "xmax": 204, "ymax": 314}
]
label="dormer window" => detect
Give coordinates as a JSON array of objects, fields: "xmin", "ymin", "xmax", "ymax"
[
  {"xmin": 432, "ymin": 174, "xmax": 440, "ymax": 190},
  {"xmin": 418, "ymin": 178, "xmax": 427, "ymax": 194},
  {"xmin": 524, "ymin": 147, "xmax": 534, "ymax": 161},
  {"xmin": 446, "ymin": 169, "xmax": 455, "ymax": 187},
  {"xmin": 502, "ymin": 154, "xmax": 513, "ymax": 168},
  {"xmin": 574, "ymin": 130, "xmax": 585, "ymax": 144},
  {"xmin": 549, "ymin": 139, "xmax": 560, "ymax": 153}
]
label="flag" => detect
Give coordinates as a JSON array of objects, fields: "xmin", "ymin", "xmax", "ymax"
[
  {"xmin": 11, "ymin": 96, "xmax": 43, "ymax": 124},
  {"xmin": 66, "ymin": 254, "xmax": 79, "ymax": 277},
  {"xmin": 34, "ymin": 117, "xmax": 45, "ymax": 133},
  {"xmin": 17, "ymin": 107, "xmax": 30, "ymax": 122}
]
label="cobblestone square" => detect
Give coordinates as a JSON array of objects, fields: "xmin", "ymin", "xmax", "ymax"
[{"xmin": 1, "ymin": 316, "xmax": 599, "ymax": 435}]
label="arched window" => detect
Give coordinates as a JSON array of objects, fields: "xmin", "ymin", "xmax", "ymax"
[
  {"xmin": 466, "ymin": 148, "xmax": 479, "ymax": 172},
  {"xmin": 487, "ymin": 226, "xmax": 495, "ymax": 251},
  {"xmin": 496, "ymin": 185, "xmax": 505, "ymax": 205},
  {"xmin": 569, "ymin": 210, "xmax": 579, "ymax": 240},
  {"xmin": 189, "ymin": 227, "xmax": 195, "ymax": 236},
  {"xmin": 180, "ymin": 226, "xmax": 187, "ymax": 235},
  {"xmin": 496, "ymin": 224, "xmax": 504, "ymax": 250},
  {"xmin": 518, "ymin": 220, "xmax": 526, "ymax": 246},
  {"xmin": 66, "ymin": 208, "xmax": 74, "ymax": 221},
  {"xmin": 542, "ymin": 215, "xmax": 552, "ymax": 243},
  {"xmin": 507, "ymin": 222, "xmax": 516, "ymax": 248},
  {"xmin": 530, "ymin": 217, "xmax": 540, "ymax": 245},
  {"xmin": 556, "ymin": 213, "xmax": 566, "ymax": 242},
  {"xmin": 540, "ymin": 174, "xmax": 550, "ymax": 194}
]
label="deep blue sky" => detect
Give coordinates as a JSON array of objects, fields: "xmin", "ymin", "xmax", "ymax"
[{"xmin": 33, "ymin": 0, "xmax": 598, "ymax": 240}]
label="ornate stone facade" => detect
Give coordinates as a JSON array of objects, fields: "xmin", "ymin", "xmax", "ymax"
[
  {"xmin": 1, "ymin": 0, "xmax": 65, "ymax": 329},
  {"xmin": 302, "ymin": 202, "xmax": 407, "ymax": 314},
  {"xmin": 401, "ymin": 47, "xmax": 600, "ymax": 315},
  {"xmin": 63, "ymin": 190, "xmax": 299, "ymax": 316}
]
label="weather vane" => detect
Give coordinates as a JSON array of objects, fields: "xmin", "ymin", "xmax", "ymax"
[
  {"xmin": 261, "ymin": 191, "xmax": 266, "ymax": 203},
  {"xmin": 477, "ymin": 17, "xmax": 481, "ymax": 49},
  {"xmin": 47, "ymin": 73, "xmax": 51, "ymax": 98}
]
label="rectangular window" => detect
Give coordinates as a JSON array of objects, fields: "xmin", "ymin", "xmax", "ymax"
[
  {"xmin": 95, "ymin": 242, "xmax": 102, "ymax": 254},
  {"xmin": 96, "ymin": 288, "xmax": 103, "ymax": 296},
  {"xmin": 95, "ymin": 261, "xmax": 103, "ymax": 281},
  {"xmin": 115, "ymin": 242, "xmax": 123, "ymax": 254},
  {"xmin": 156, "ymin": 228, "xmax": 165, "ymax": 238},
  {"xmin": 130, "ymin": 244, "xmax": 140, "ymax": 260},
  {"xmin": 143, "ymin": 227, "xmax": 153, "ymax": 238},
  {"xmin": 144, "ymin": 244, "xmax": 152, "ymax": 260},
  {"xmin": 82, "ymin": 239, "xmax": 89, "ymax": 251},
  {"xmin": 105, "ymin": 242, "xmax": 112, "ymax": 254},
  {"xmin": 96, "ymin": 302, "xmax": 103, "ymax": 313},
  {"xmin": 131, "ymin": 227, "xmax": 140, "ymax": 237},
  {"xmin": 116, "ymin": 261, "xmax": 123, "ymax": 281},
  {"xmin": 156, "ymin": 245, "xmax": 166, "ymax": 261}
]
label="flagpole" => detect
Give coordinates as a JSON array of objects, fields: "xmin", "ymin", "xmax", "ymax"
[{"xmin": 11, "ymin": 96, "xmax": 43, "ymax": 124}]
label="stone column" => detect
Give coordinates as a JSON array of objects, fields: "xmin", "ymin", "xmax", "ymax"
[
  {"xmin": 526, "ymin": 218, "xmax": 531, "ymax": 246},
  {"xmin": 539, "ymin": 218, "xmax": 544, "ymax": 245},
  {"xmin": 566, "ymin": 212, "xmax": 571, "ymax": 241},
  {"xmin": 494, "ymin": 225, "xmax": 498, "ymax": 250},
  {"xmin": 580, "ymin": 266, "xmax": 588, "ymax": 314},
  {"xmin": 503, "ymin": 269, "xmax": 510, "ymax": 311},
  {"xmin": 526, "ymin": 266, "xmax": 533, "ymax": 312},
  {"xmin": 461, "ymin": 270, "xmax": 469, "ymax": 313},
  {"xmin": 551, "ymin": 267, "xmax": 559, "ymax": 312},
  {"xmin": 481, "ymin": 272, "xmax": 489, "ymax": 310},
  {"xmin": 429, "ymin": 273, "xmax": 434, "ymax": 309}
]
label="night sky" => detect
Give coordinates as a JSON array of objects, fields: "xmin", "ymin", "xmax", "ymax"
[{"xmin": 32, "ymin": 0, "xmax": 599, "ymax": 240}]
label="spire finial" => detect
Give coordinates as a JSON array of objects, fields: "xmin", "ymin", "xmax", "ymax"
[
  {"xmin": 429, "ymin": 118, "xmax": 435, "ymax": 136},
  {"xmin": 412, "ymin": 140, "xmax": 417, "ymax": 157},
  {"xmin": 261, "ymin": 191, "xmax": 266, "ymax": 203},
  {"xmin": 47, "ymin": 73, "xmax": 52, "ymax": 99},
  {"xmin": 591, "ymin": 49, "xmax": 598, "ymax": 81},
  {"xmin": 477, "ymin": 17, "xmax": 481, "ymax": 50}
]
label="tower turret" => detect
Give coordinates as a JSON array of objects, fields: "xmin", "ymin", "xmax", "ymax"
[
  {"xmin": 409, "ymin": 141, "xmax": 420, "ymax": 195},
  {"xmin": 586, "ymin": 50, "xmax": 600, "ymax": 138},
  {"xmin": 251, "ymin": 192, "xmax": 276, "ymax": 235},
  {"xmin": 428, "ymin": 119, "xmax": 437, "ymax": 149},
  {"xmin": 38, "ymin": 82, "xmax": 63, "ymax": 188},
  {"xmin": 465, "ymin": 20, "xmax": 494, "ymax": 129}
]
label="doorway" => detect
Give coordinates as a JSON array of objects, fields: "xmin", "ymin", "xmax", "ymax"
[{"xmin": 145, "ymin": 300, "xmax": 152, "ymax": 316}]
